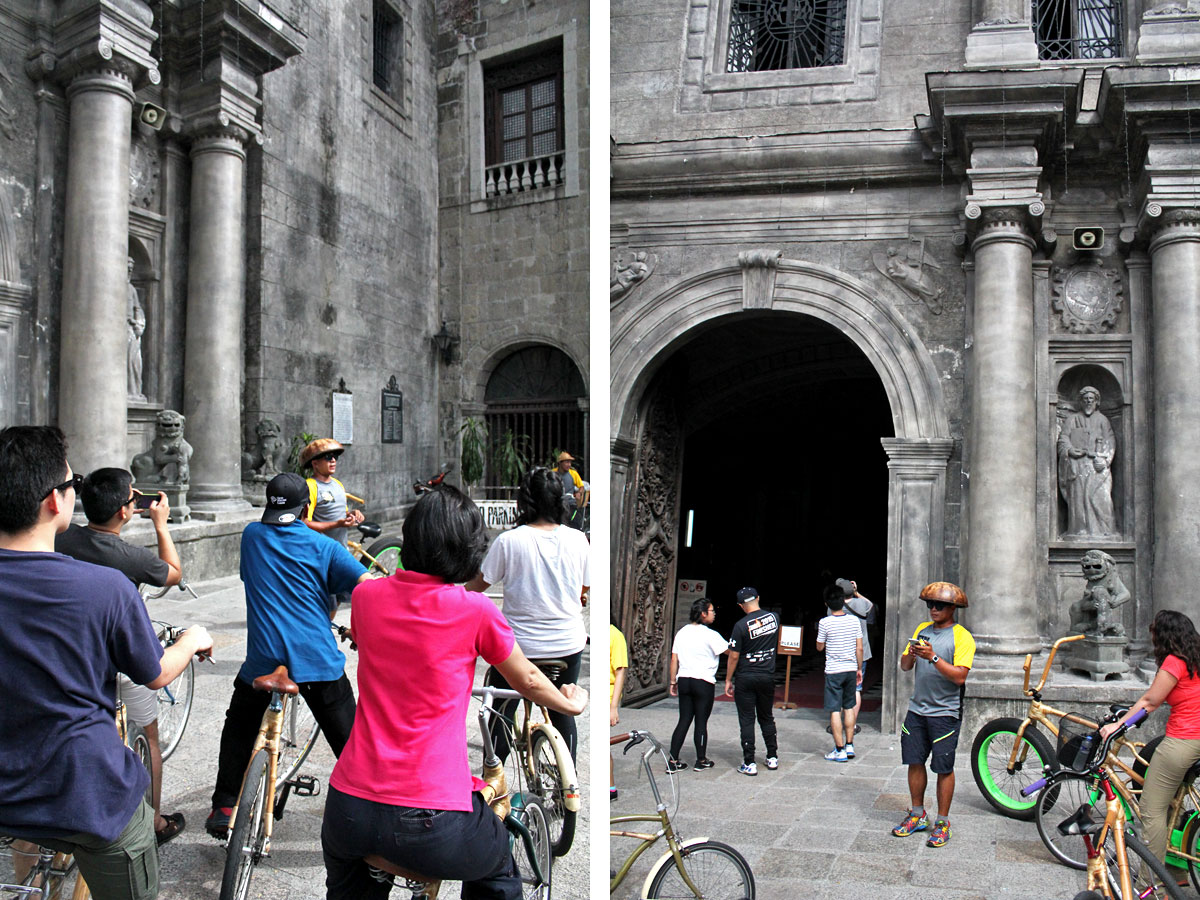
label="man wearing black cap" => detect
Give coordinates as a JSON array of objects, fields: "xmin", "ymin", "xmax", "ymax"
[
  {"xmin": 723, "ymin": 587, "xmax": 780, "ymax": 775},
  {"xmin": 205, "ymin": 472, "xmax": 371, "ymax": 839}
]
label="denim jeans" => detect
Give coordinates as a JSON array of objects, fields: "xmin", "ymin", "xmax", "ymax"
[{"xmin": 321, "ymin": 787, "xmax": 519, "ymax": 900}]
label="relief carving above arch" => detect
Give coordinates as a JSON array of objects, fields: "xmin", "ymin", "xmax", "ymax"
[{"xmin": 1051, "ymin": 261, "xmax": 1123, "ymax": 334}]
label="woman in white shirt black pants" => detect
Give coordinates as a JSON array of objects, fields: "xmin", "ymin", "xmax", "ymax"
[{"xmin": 668, "ymin": 598, "xmax": 731, "ymax": 771}]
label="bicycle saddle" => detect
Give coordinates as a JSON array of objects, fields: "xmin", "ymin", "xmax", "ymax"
[
  {"xmin": 1057, "ymin": 803, "xmax": 1102, "ymax": 837},
  {"xmin": 531, "ymin": 658, "xmax": 568, "ymax": 679},
  {"xmin": 364, "ymin": 855, "xmax": 440, "ymax": 892},
  {"xmin": 252, "ymin": 666, "xmax": 299, "ymax": 695},
  {"xmin": 358, "ymin": 521, "xmax": 382, "ymax": 540}
]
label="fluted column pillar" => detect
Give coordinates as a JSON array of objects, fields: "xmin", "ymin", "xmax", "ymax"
[
  {"xmin": 183, "ymin": 128, "xmax": 251, "ymax": 513},
  {"xmin": 1148, "ymin": 210, "xmax": 1200, "ymax": 612},
  {"xmin": 964, "ymin": 208, "xmax": 1041, "ymax": 654},
  {"xmin": 965, "ymin": 0, "xmax": 1037, "ymax": 68}
]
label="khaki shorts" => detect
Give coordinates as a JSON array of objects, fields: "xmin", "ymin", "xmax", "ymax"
[
  {"xmin": 117, "ymin": 675, "xmax": 158, "ymax": 727},
  {"xmin": 41, "ymin": 799, "xmax": 158, "ymax": 900}
]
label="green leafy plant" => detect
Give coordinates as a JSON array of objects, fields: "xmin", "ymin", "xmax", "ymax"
[
  {"xmin": 493, "ymin": 429, "xmax": 531, "ymax": 487},
  {"xmin": 287, "ymin": 431, "xmax": 318, "ymax": 475},
  {"xmin": 459, "ymin": 418, "xmax": 488, "ymax": 489}
]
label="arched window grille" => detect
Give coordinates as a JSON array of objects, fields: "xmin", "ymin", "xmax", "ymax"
[
  {"xmin": 726, "ymin": 0, "xmax": 848, "ymax": 72},
  {"xmin": 1034, "ymin": 0, "xmax": 1123, "ymax": 60}
]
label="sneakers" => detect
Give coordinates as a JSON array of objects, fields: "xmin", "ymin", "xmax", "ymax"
[
  {"xmin": 666, "ymin": 759, "xmax": 688, "ymax": 773},
  {"xmin": 737, "ymin": 762, "xmax": 758, "ymax": 776},
  {"xmin": 926, "ymin": 818, "xmax": 951, "ymax": 848},
  {"xmin": 205, "ymin": 807, "xmax": 232, "ymax": 840},
  {"xmin": 844, "ymin": 743, "xmax": 855, "ymax": 759},
  {"xmin": 695, "ymin": 758, "xmax": 715, "ymax": 769},
  {"xmin": 824, "ymin": 748, "xmax": 848, "ymax": 763},
  {"xmin": 765, "ymin": 756, "xmax": 779, "ymax": 770},
  {"xmin": 609, "ymin": 786, "xmax": 618, "ymax": 801},
  {"xmin": 892, "ymin": 812, "xmax": 930, "ymax": 837}
]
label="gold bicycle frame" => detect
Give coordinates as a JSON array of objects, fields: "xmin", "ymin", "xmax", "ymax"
[
  {"xmin": 226, "ymin": 691, "xmax": 289, "ymax": 861},
  {"xmin": 1083, "ymin": 767, "xmax": 1144, "ymax": 899},
  {"xmin": 343, "ymin": 493, "xmax": 395, "ymax": 578}
]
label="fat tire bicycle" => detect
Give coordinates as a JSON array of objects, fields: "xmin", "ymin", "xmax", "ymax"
[
  {"xmin": 610, "ymin": 730, "xmax": 755, "ymax": 899},
  {"xmin": 484, "ymin": 661, "xmax": 580, "ymax": 857},
  {"xmin": 971, "ymin": 633, "xmax": 1159, "ymax": 820},
  {"xmin": 1022, "ymin": 710, "xmax": 1185, "ymax": 899}
]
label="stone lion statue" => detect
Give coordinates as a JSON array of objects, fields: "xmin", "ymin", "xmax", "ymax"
[
  {"xmin": 1068, "ymin": 549, "xmax": 1131, "ymax": 637},
  {"xmin": 132, "ymin": 409, "xmax": 193, "ymax": 485},
  {"xmin": 242, "ymin": 418, "xmax": 284, "ymax": 478}
]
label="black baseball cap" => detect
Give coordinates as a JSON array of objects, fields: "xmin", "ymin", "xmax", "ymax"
[
  {"xmin": 262, "ymin": 472, "xmax": 308, "ymax": 524},
  {"xmin": 735, "ymin": 586, "xmax": 758, "ymax": 604}
]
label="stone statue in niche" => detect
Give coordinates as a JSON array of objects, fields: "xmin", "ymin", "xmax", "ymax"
[
  {"xmin": 1068, "ymin": 549, "xmax": 1131, "ymax": 637},
  {"xmin": 127, "ymin": 258, "xmax": 146, "ymax": 401},
  {"xmin": 871, "ymin": 236, "xmax": 946, "ymax": 314},
  {"xmin": 242, "ymin": 418, "xmax": 284, "ymax": 479},
  {"xmin": 1057, "ymin": 386, "xmax": 1118, "ymax": 537},
  {"xmin": 132, "ymin": 409, "xmax": 192, "ymax": 486}
]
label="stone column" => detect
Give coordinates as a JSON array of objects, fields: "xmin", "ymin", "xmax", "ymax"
[
  {"xmin": 1148, "ymin": 210, "xmax": 1200, "ymax": 610},
  {"xmin": 1137, "ymin": 0, "xmax": 1200, "ymax": 62},
  {"xmin": 965, "ymin": 0, "xmax": 1038, "ymax": 68},
  {"xmin": 880, "ymin": 438, "xmax": 955, "ymax": 734},
  {"xmin": 183, "ymin": 128, "xmax": 252, "ymax": 513},
  {"xmin": 58, "ymin": 67, "xmax": 133, "ymax": 473},
  {"xmin": 964, "ymin": 208, "xmax": 1041, "ymax": 654}
]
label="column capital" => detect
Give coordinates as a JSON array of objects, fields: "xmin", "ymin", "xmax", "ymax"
[
  {"xmin": 881, "ymin": 437, "xmax": 956, "ymax": 471},
  {"xmin": 46, "ymin": 0, "xmax": 159, "ymax": 90},
  {"xmin": 966, "ymin": 205, "xmax": 1042, "ymax": 250},
  {"xmin": 1146, "ymin": 206, "xmax": 1200, "ymax": 252},
  {"xmin": 189, "ymin": 122, "xmax": 257, "ymax": 156}
]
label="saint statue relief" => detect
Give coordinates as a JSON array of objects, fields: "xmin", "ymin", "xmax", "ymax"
[
  {"xmin": 127, "ymin": 257, "xmax": 146, "ymax": 400},
  {"xmin": 1057, "ymin": 386, "xmax": 1118, "ymax": 537}
]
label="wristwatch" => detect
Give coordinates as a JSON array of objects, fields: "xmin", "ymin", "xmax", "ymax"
[{"xmin": 930, "ymin": 654, "xmax": 941, "ymax": 665}]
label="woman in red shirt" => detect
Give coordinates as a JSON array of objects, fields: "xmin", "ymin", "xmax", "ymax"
[
  {"xmin": 321, "ymin": 485, "xmax": 587, "ymax": 899},
  {"xmin": 1101, "ymin": 609, "xmax": 1200, "ymax": 862}
]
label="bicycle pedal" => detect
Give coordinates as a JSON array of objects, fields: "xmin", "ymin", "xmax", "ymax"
[{"xmin": 289, "ymin": 775, "xmax": 321, "ymax": 797}]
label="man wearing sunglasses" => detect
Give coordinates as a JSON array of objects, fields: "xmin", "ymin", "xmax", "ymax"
[
  {"xmin": 892, "ymin": 581, "xmax": 975, "ymax": 849},
  {"xmin": 0, "ymin": 426, "xmax": 211, "ymax": 900}
]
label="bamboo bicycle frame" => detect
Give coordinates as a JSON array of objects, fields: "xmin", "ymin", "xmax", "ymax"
[
  {"xmin": 1082, "ymin": 767, "xmax": 1142, "ymax": 898},
  {"xmin": 343, "ymin": 493, "xmax": 395, "ymax": 578},
  {"xmin": 226, "ymin": 691, "xmax": 288, "ymax": 861}
]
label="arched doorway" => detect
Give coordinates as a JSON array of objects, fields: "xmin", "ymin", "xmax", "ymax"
[
  {"xmin": 484, "ymin": 344, "xmax": 587, "ymax": 493},
  {"xmin": 611, "ymin": 258, "xmax": 953, "ymax": 731}
]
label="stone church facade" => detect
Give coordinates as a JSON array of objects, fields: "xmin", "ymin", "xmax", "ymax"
[
  {"xmin": 611, "ymin": 0, "xmax": 1200, "ymax": 731},
  {"xmin": 0, "ymin": 0, "xmax": 587, "ymax": 573}
]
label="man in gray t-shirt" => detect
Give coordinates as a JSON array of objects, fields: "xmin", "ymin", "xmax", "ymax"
[{"xmin": 836, "ymin": 577, "xmax": 874, "ymax": 725}]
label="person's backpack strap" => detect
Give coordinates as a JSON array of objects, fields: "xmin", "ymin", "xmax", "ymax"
[{"xmin": 305, "ymin": 478, "xmax": 318, "ymax": 521}]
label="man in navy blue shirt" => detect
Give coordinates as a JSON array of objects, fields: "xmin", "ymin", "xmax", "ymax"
[
  {"xmin": 206, "ymin": 472, "xmax": 370, "ymax": 839},
  {"xmin": 0, "ymin": 426, "xmax": 211, "ymax": 900}
]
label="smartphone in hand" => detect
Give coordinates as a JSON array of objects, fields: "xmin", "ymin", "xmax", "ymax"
[{"xmin": 133, "ymin": 490, "xmax": 157, "ymax": 510}]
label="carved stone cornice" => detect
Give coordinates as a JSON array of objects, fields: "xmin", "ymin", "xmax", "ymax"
[{"xmin": 46, "ymin": 0, "xmax": 159, "ymax": 89}]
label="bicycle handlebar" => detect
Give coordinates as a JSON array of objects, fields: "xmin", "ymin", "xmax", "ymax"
[
  {"xmin": 1020, "ymin": 707, "xmax": 1150, "ymax": 798},
  {"xmin": 470, "ymin": 684, "xmax": 525, "ymax": 703},
  {"xmin": 1026, "ymin": 633, "xmax": 1087, "ymax": 695}
]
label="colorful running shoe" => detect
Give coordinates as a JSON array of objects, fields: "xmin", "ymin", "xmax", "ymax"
[
  {"xmin": 892, "ymin": 812, "xmax": 929, "ymax": 837},
  {"xmin": 926, "ymin": 818, "xmax": 951, "ymax": 847},
  {"xmin": 823, "ymin": 748, "xmax": 848, "ymax": 763}
]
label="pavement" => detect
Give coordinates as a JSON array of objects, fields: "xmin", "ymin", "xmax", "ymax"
[
  {"xmin": 609, "ymin": 697, "xmax": 1182, "ymax": 900},
  {"xmin": 103, "ymin": 573, "xmax": 590, "ymax": 900}
]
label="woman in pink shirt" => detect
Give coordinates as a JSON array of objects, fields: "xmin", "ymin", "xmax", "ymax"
[
  {"xmin": 321, "ymin": 485, "xmax": 587, "ymax": 899},
  {"xmin": 1101, "ymin": 609, "xmax": 1200, "ymax": 862}
]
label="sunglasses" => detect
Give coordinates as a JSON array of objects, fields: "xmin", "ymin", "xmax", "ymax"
[
  {"xmin": 43, "ymin": 473, "xmax": 83, "ymax": 500},
  {"xmin": 315, "ymin": 452, "xmax": 341, "ymax": 463},
  {"xmin": 924, "ymin": 600, "xmax": 953, "ymax": 612}
]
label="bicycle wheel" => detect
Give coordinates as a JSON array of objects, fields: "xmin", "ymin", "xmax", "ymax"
[
  {"xmin": 1105, "ymin": 831, "xmax": 1186, "ymax": 899},
  {"xmin": 529, "ymin": 729, "xmax": 576, "ymax": 857},
  {"xmin": 364, "ymin": 534, "xmax": 404, "ymax": 576},
  {"xmin": 155, "ymin": 655, "xmax": 194, "ymax": 762},
  {"xmin": 126, "ymin": 724, "xmax": 154, "ymax": 808},
  {"xmin": 646, "ymin": 840, "xmax": 755, "ymax": 900},
  {"xmin": 1035, "ymin": 772, "xmax": 1111, "ymax": 869},
  {"xmin": 275, "ymin": 694, "xmax": 320, "ymax": 788},
  {"xmin": 511, "ymin": 795, "xmax": 551, "ymax": 900},
  {"xmin": 220, "ymin": 749, "xmax": 269, "ymax": 900},
  {"xmin": 970, "ymin": 717, "xmax": 1057, "ymax": 820}
]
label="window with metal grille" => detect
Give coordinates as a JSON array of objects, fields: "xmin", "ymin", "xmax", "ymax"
[
  {"xmin": 1034, "ymin": 0, "xmax": 1123, "ymax": 60},
  {"xmin": 484, "ymin": 47, "xmax": 564, "ymax": 165},
  {"xmin": 372, "ymin": 1, "xmax": 403, "ymax": 100},
  {"xmin": 726, "ymin": 0, "xmax": 848, "ymax": 72}
]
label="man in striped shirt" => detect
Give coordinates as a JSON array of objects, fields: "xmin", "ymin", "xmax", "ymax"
[{"xmin": 816, "ymin": 584, "xmax": 863, "ymax": 762}]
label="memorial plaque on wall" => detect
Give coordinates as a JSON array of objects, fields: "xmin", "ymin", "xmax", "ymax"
[
  {"xmin": 332, "ymin": 391, "xmax": 353, "ymax": 444},
  {"xmin": 381, "ymin": 377, "xmax": 402, "ymax": 444}
]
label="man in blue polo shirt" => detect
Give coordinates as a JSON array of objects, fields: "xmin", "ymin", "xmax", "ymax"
[
  {"xmin": 206, "ymin": 472, "xmax": 369, "ymax": 839},
  {"xmin": 0, "ymin": 426, "xmax": 211, "ymax": 900}
]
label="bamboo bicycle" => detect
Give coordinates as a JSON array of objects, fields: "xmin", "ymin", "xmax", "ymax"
[
  {"xmin": 1023, "ymin": 710, "xmax": 1185, "ymax": 899},
  {"xmin": 610, "ymin": 730, "xmax": 754, "ymax": 899},
  {"xmin": 971, "ymin": 633, "xmax": 1158, "ymax": 819},
  {"xmin": 484, "ymin": 661, "xmax": 581, "ymax": 857}
]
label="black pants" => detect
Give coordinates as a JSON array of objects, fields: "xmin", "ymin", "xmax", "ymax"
[
  {"xmin": 733, "ymin": 672, "xmax": 777, "ymax": 764},
  {"xmin": 487, "ymin": 650, "xmax": 583, "ymax": 763},
  {"xmin": 321, "ymin": 787, "xmax": 519, "ymax": 900},
  {"xmin": 212, "ymin": 673, "xmax": 356, "ymax": 810},
  {"xmin": 669, "ymin": 677, "xmax": 716, "ymax": 762}
]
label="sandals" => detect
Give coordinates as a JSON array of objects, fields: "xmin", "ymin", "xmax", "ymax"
[{"xmin": 156, "ymin": 811, "xmax": 186, "ymax": 846}]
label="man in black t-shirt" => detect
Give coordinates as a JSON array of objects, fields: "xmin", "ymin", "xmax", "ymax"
[{"xmin": 723, "ymin": 586, "xmax": 779, "ymax": 775}]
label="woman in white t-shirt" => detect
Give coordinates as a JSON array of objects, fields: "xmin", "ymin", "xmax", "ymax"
[
  {"xmin": 668, "ymin": 597, "xmax": 730, "ymax": 771},
  {"xmin": 466, "ymin": 467, "xmax": 590, "ymax": 761}
]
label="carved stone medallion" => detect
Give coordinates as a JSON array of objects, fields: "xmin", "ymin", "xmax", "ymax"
[
  {"xmin": 129, "ymin": 136, "xmax": 160, "ymax": 210},
  {"xmin": 1051, "ymin": 262, "xmax": 1122, "ymax": 333}
]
